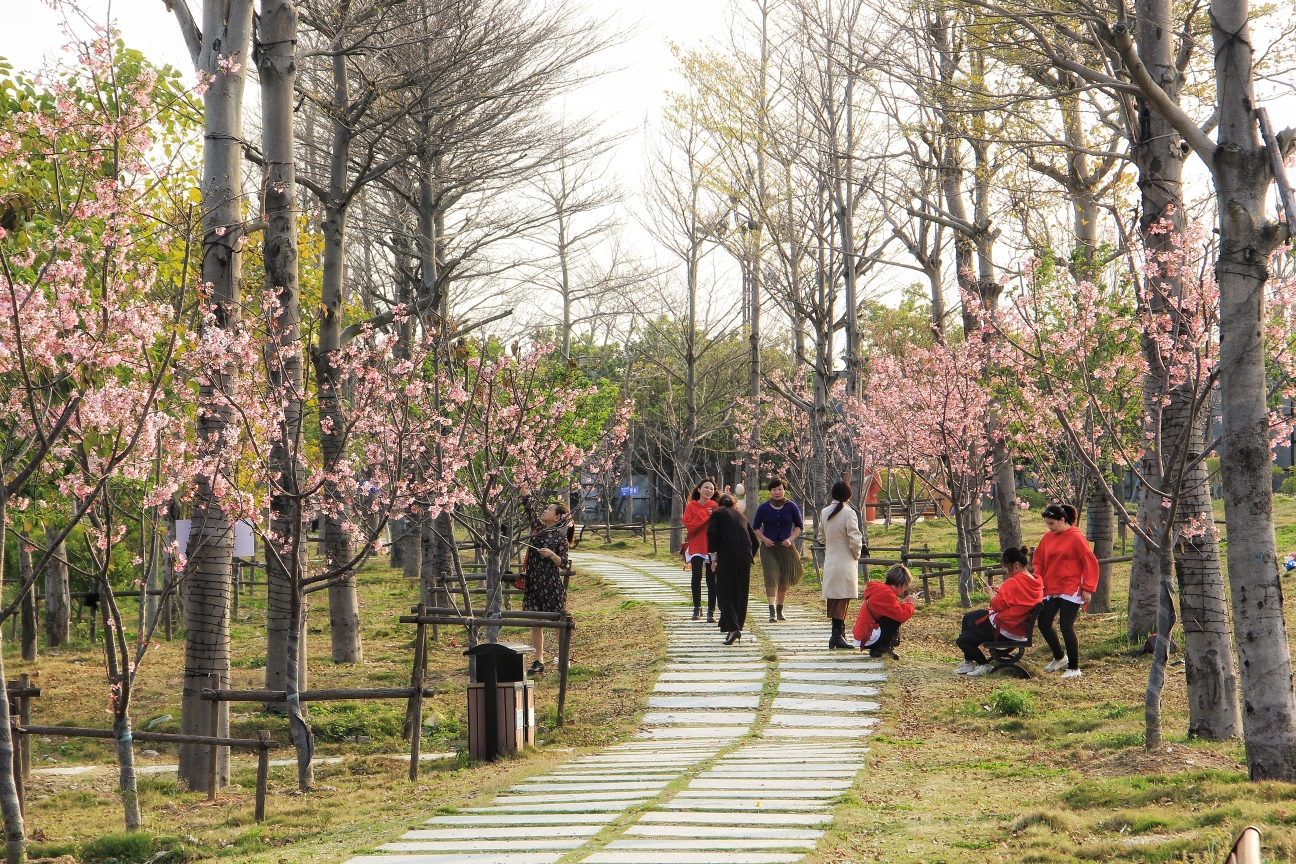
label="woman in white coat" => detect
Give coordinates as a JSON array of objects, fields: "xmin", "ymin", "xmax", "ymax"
[{"xmin": 820, "ymin": 480, "xmax": 864, "ymax": 650}]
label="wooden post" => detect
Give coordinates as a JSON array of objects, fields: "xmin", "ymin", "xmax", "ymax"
[
  {"xmin": 255, "ymin": 730, "xmax": 270, "ymax": 823},
  {"xmin": 556, "ymin": 614, "xmax": 573, "ymax": 728},
  {"xmin": 408, "ymin": 604, "xmax": 426, "ymax": 781},
  {"xmin": 207, "ymin": 671, "xmax": 220, "ymax": 800},
  {"xmin": 18, "ymin": 674, "xmax": 30, "ymax": 781},
  {"xmin": 10, "ymin": 719, "xmax": 22, "ymax": 818}
]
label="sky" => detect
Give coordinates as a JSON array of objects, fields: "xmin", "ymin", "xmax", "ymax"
[{"xmin": 0, "ymin": 0, "xmax": 733, "ymax": 195}]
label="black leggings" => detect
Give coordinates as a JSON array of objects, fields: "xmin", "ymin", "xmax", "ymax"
[
  {"xmin": 1038, "ymin": 597, "xmax": 1081, "ymax": 668},
  {"xmin": 691, "ymin": 556, "xmax": 715, "ymax": 615},
  {"xmin": 864, "ymin": 616, "xmax": 903, "ymax": 655}
]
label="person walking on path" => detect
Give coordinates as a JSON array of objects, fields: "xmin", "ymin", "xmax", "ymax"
[
  {"xmin": 519, "ymin": 484, "xmax": 572, "ymax": 676},
  {"xmin": 820, "ymin": 480, "xmax": 863, "ymax": 650},
  {"xmin": 1034, "ymin": 503, "xmax": 1099, "ymax": 678},
  {"xmin": 753, "ymin": 478, "xmax": 803, "ymax": 622},
  {"xmin": 708, "ymin": 493, "xmax": 759, "ymax": 645},
  {"xmin": 682, "ymin": 478, "xmax": 720, "ymax": 621},
  {"xmin": 853, "ymin": 565, "xmax": 917, "ymax": 658},
  {"xmin": 954, "ymin": 545, "xmax": 1043, "ymax": 675}
]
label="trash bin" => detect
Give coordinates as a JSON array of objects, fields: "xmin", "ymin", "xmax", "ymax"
[{"xmin": 464, "ymin": 642, "xmax": 536, "ymax": 761}]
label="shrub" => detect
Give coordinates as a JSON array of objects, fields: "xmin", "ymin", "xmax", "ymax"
[
  {"xmin": 1011, "ymin": 810, "xmax": 1072, "ymax": 832},
  {"xmin": 990, "ymin": 684, "xmax": 1034, "ymax": 717}
]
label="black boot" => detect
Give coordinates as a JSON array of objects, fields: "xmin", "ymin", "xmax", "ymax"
[
  {"xmin": 768, "ymin": 604, "xmax": 777, "ymax": 623},
  {"xmin": 692, "ymin": 607, "xmax": 701, "ymax": 621},
  {"xmin": 829, "ymin": 619, "xmax": 853, "ymax": 650},
  {"xmin": 776, "ymin": 604, "xmax": 787, "ymax": 621}
]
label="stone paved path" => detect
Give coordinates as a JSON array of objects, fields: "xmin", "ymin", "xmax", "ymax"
[{"xmin": 346, "ymin": 554, "xmax": 883, "ymax": 864}]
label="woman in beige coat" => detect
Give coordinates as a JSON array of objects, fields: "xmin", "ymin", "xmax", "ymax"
[{"xmin": 820, "ymin": 481, "xmax": 863, "ymax": 649}]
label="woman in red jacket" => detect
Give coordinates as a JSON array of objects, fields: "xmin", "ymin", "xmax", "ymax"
[
  {"xmin": 1034, "ymin": 503, "xmax": 1099, "ymax": 678},
  {"xmin": 955, "ymin": 546, "xmax": 1042, "ymax": 675},
  {"xmin": 682, "ymin": 478, "xmax": 720, "ymax": 621},
  {"xmin": 853, "ymin": 565, "xmax": 918, "ymax": 658}
]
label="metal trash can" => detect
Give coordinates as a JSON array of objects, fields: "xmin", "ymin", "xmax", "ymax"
[{"xmin": 464, "ymin": 642, "xmax": 536, "ymax": 761}]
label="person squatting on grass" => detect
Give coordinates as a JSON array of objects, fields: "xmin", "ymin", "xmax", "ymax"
[
  {"xmin": 954, "ymin": 545, "xmax": 1043, "ymax": 676},
  {"xmin": 682, "ymin": 477, "xmax": 720, "ymax": 622},
  {"xmin": 820, "ymin": 480, "xmax": 863, "ymax": 651},
  {"xmin": 853, "ymin": 564, "xmax": 918, "ymax": 658},
  {"xmin": 1034, "ymin": 503, "xmax": 1099, "ymax": 679},
  {"xmin": 753, "ymin": 477, "xmax": 804, "ymax": 623}
]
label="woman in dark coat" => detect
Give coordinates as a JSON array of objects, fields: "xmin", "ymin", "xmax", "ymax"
[
  {"xmin": 708, "ymin": 493, "xmax": 759, "ymax": 645},
  {"xmin": 519, "ymin": 484, "xmax": 572, "ymax": 675}
]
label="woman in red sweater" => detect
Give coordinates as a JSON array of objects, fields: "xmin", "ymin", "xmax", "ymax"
[
  {"xmin": 955, "ymin": 546, "xmax": 1042, "ymax": 675},
  {"xmin": 852, "ymin": 565, "xmax": 917, "ymax": 658},
  {"xmin": 1034, "ymin": 503, "xmax": 1099, "ymax": 678},
  {"xmin": 682, "ymin": 478, "xmax": 720, "ymax": 621}
]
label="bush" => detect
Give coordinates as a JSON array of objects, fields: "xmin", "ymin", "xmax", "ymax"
[
  {"xmin": 990, "ymin": 684, "xmax": 1034, "ymax": 717},
  {"xmin": 1282, "ymin": 476, "xmax": 1296, "ymax": 496},
  {"xmin": 78, "ymin": 832, "xmax": 195, "ymax": 863}
]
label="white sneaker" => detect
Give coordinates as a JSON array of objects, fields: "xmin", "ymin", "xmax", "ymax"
[
  {"xmin": 1045, "ymin": 657, "xmax": 1069, "ymax": 673},
  {"xmin": 968, "ymin": 663, "xmax": 994, "ymax": 677},
  {"xmin": 1061, "ymin": 668, "xmax": 1083, "ymax": 679},
  {"xmin": 954, "ymin": 660, "xmax": 978, "ymax": 674}
]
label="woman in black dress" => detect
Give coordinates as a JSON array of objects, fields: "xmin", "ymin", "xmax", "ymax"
[
  {"xmin": 708, "ymin": 494, "xmax": 759, "ymax": 645},
  {"xmin": 520, "ymin": 484, "xmax": 572, "ymax": 675}
]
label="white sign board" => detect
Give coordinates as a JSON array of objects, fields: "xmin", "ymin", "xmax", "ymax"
[{"xmin": 172, "ymin": 519, "xmax": 255, "ymax": 559}]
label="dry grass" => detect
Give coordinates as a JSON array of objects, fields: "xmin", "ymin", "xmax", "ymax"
[{"xmin": 11, "ymin": 561, "xmax": 667, "ymax": 862}]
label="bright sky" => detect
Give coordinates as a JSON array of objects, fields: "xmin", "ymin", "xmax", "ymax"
[{"xmin": 0, "ymin": 0, "xmax": 732, "ymax": 195}]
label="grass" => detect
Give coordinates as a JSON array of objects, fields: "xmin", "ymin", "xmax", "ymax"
[{"xmin": 8, "ymin": 557, "xmax": 668, "ymax": 862}]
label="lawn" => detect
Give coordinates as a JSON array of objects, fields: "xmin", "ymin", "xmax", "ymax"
[{"xmin": 10, "ymin": 559, "xmax": 667, "ymax": 863}]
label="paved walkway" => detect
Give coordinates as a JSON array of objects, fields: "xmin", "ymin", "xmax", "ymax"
[{"xmin": 347, "ymin": 554, "xmax": 883, "ymax": 864}]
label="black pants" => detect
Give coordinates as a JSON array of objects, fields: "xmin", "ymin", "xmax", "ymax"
[
  {"xmin": 956, "ymin": 610, "xmax": 998, "ymax": 663},
  {"xmin": 865, "ymin": 616, "xmax": 902, "ymax": 655},
  {"xmin": 1038, "ymin": 597, "xmax": 1081, "ymax": 668},
  {"xmin": 717, "ymin": 565, "xmax": 750, "ymax": 633},
  {"xmin": 691, "ymin": 556, "xmax": 715, "ymax": 615}
]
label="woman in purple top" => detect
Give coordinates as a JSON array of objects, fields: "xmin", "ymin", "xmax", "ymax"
[{"xmin": 752, "ymin": 478, "xmax": 804, "ymax": 622}]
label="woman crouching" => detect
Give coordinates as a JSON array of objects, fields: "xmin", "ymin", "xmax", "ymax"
[
  {"xmin": 852, "ymin": 565, "xmax": 917, "ymax": 658},
  {"xmin": 954, "ymin": 545, "xmax": 1042, "ymax": 676}
]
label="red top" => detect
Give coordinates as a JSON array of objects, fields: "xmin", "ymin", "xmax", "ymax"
[
  {"xmin": 1033, "ymin": 526, "xmax": 1100, "ymax": 598},
  {"xmin": 682, "ymin": 499, "xmax": 718, "ymax": 557},
  {"xmin": 989, "ymin": 571, "xmax": 1043, "ymax": 639},
  {"xmin": 852, "ymin": 581, "xmax": 915, "ymax": 643}
]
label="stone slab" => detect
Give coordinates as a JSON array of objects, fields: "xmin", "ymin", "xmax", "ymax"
[
  {"xmin": 345, "ymin": 855, "xmax": 561, "ymax": 864},
  {"xmin": 508, "ymin": 782, "xmax": 668, "ymax": 793},
  {"xmin": 769, "ymin": 715, "xmax": 880, "ymax": 728},
  {"xmin": 689, "ymin": 778, "xmax": 852, "ymax": 790},
  {"xmin": 776, "ymin": 682, "xmax": 881, "ymax": 697},
  {"xmin": 771, "ymin": 698, "xmax": 879, "ymax": 713},
  {"xmin": 648, "ymin": 696, "xmax": 760, "ymax": 709},
  {"xmin": 581, "ymin": 853, "xmax": 801, "ymax": 864},
  {"xmin": 642, "ymin": 712, "xmax": 757, "ymax": 725},
  {"xmin": 776, "ymin": 662, "xmax": 884, "ymax": 670},
  {"xmin": 658, "ymin": 800, "xmax": 829, "ymax": 811},
  {"xmin": 658, "ymin": 672, "xmax": 765, "ymax": 681},
  {"xmin": 403, "ymin": 828, "xmax": 603, "ymax": 839},
  {"xmin": 761, "ymin": 728, "xmax": 874, "ymax": 738},
  {"xmin": 378, "ymin": 841, "xmax": 583, "ymax": 852},
  {"xmin": 638, "ymin": 812, "xmax": 832, "ymax": 826},
  {"xmin": 653, "ymin": 682, "xmax": 763, "ymax": 693},
  {"xmin": 706, "ymin": 769, "xmax": 857, "ymax": 779},
  {"xmin": 490, "ymin": 791, "xmax": 653, "ymax": 804},
  {"xmin": 637, "ymin": 727, "xmax": 747, "ymax": 739},
  {"xmin": 461, "ymin": 803, "xmax": 641, "ymax": 813},
  {"xmin": 780, "ymin": 671, "xmax": 888, "ymax": 683},
  {"xmin": 424, "ymin": 815, "xmax": 618, "ymax": 826},
  {"xmin": 673, "ymin": 789, "xmax": 843, "ymax": 799},
  {"xmin": 604, "ymin": 839, "xmax": 816, "ymax": 851},
  {"xmin": 624, "ymin": 826, "xmax": 822, "ymax": 839}
]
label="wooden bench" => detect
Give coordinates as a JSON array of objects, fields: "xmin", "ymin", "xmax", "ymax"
[{"xmin": 980, "ymin": 603, "xmax": 1044, "ymax": 678}]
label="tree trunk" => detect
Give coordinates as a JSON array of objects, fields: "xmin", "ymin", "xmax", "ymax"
[
  {"xmin": 285, "ymin": 580, "xmax": 314, "ymax": 791},
  {"xmin": 0, "ymin": 501, "xmax": 26, "ymax": 863},
  {"xmin": 1165, "ymin": 391, "xmax": 1242, "ymax": 739},
  {"xmin": 317, "ymin": 53, "xmax": 362, "ymax": 666},
  {"xmin": 178, "ymin": 0, "xmax": 253, "ymax": 791},
  {"xmin": 44, "ymin": 537, "xmax": 68, "ymax": 649},
  {"xmin": 1144, "ymin": 544, "xmax": 1176, "ymax": 750},
  {"xmin": 17, "ymin": 546, "xmax": 34, "ymax": 662},
  {"xmin": 113, "ymin": 714, "xmax": 140, "ymax": 830},
  {"xmin": 259, "ymin": 0, "xmax": 303, "ymax": 708},
  {"xmin": 1212, "ymin": 0, "xmax": 1296, "ymax": 779},
  {"xmin": 1085, "ymin": 476, "xmax": 1114, "ymax": 613}
]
